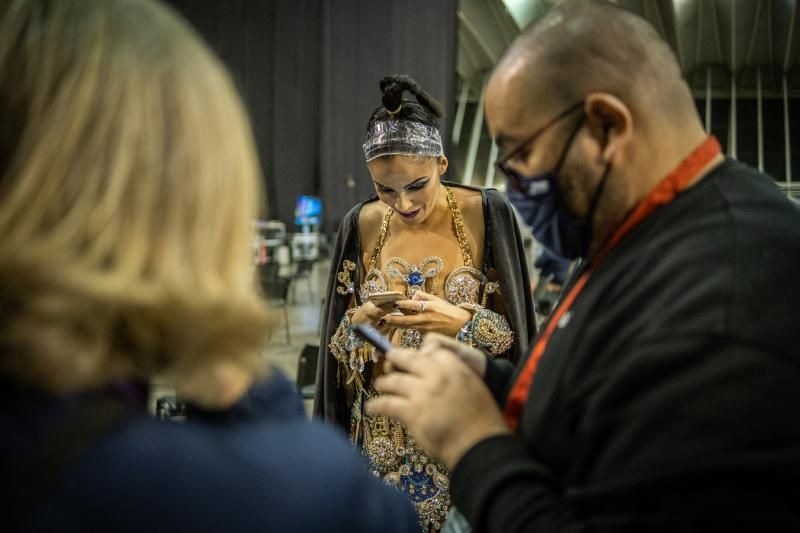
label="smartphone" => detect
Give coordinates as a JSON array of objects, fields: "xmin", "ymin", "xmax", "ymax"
[
  {"xmin": 368, "ymin": 291, "xmax": 404, "ymax": 307},
  {"xmin": 352, "ymin": 323, "xmax": 395, "ymax": 354}
]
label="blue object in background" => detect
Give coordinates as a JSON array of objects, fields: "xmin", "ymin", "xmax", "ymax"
[{"xmin": 294, "ymin": 195, "xmax": 322, "ymax": 226}]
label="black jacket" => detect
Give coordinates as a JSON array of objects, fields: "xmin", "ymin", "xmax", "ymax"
[
  {"xmin": 314, "ymin": 183, "xmax": 536, "ymax": 428},
  {"xmin": 452, "ymin": 159, "xmax": 800, "ymax": 532}
]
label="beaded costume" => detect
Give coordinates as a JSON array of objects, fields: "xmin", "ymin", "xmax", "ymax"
[
  {"xmin": 328, "ymin": 187, "xmax": 514, "ymax": 531},
  {"xmin": 314, "ymin": 183, "xmax": 536, "ymax": 532}
]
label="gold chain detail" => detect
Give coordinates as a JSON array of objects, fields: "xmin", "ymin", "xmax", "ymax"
[
  {"xmin": 444, "ymin": 186, "xmax": 473, "ymax": 268},
  {"xmin": 369, "ymin": 208, "xmax": 394, "ymax": 272}
]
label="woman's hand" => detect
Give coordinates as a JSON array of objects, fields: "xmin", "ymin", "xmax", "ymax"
[
  {"xmin": 381, "ymin": 291, "xmax": 472, "ymax": 337},
  {"xmin": 351, "ymin": 300, "xmax": 395, "ymax": 334}
]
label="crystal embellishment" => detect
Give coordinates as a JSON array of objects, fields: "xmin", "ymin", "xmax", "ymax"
[
  {"xmin": 407, "ymin": 270, "xmax": 424, "ymax": 286},
  {"xmin": 385, "ymin": 257, "xmax": 444, "ymax": 297}
]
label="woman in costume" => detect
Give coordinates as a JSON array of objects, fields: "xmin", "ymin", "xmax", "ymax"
[{"xmin": 314, "ymin": 75, "xmax": 535, "ymax": 531}]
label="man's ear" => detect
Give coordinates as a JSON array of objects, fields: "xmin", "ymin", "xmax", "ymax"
[{"xmin": 583, "ymin": 93, "xmax": 633, "ymax": 163}]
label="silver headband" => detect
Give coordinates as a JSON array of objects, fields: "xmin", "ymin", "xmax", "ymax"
[{"xmin": 362, "ymin": 120, "xmax": 444, "ymax": 162}]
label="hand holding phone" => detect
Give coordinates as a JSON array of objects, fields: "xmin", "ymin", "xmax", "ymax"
[
  {"xmin": 367, "ymin": 291, "xmax": 404, "ymax": 308},
  {"xmin": 352, "ymin": 323, "xmax": 395, "ymax": 354}
]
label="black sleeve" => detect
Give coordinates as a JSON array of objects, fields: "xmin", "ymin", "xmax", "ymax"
[
  {"xmin": 313, "ymin": 205, "xmax": 362, "ymax": 427},
  {"xmin": 452, "ymin": 335, "xmax": 800, "ymax": 532},
  {"xmin": 483, "ymin": 189, "xmax": 537, "ymax": 364},
  {"xmin": 452, "ymin": 434, "xmax": 584, "ymax": 533},
  {"xmin": 483, "ymin": 356, "xmax": 515, "ymax": 405}
]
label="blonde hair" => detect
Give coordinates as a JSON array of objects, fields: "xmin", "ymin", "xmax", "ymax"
[{"xmin": 0, "ymin": 0, "xmax": 272, "ymax": 398}]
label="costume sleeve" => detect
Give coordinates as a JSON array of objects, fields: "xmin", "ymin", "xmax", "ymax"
[
  {"xmin": 453, "ymin": 188, "xmax": 535, "ymax": 359},
  {"xmin": 455, "ymin": 285, "xmax": 515, "ymax": 357},
  {"xmin": 328, "ymin": 303, "xmax": 376, "ymax": 395},
  {"xmin": 452, "ymin": 335, "xmax": 800, "ymax": 532},
  {"xmin": 482, "ymin": 189, "xmax": 536, "ymax": 365}
]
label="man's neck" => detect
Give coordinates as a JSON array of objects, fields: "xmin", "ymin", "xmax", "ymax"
[
  {"xmin": 633, "ymin": 127, "xmax": 714, "ymax": 199},
  {"xmin": 588, "ymin": 129, "xmax": 717, "ymax": 257}
]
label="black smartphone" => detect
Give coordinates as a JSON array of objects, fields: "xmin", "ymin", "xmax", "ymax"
[{"xmin": 352, "ymin": 323, "xmax": 395, "ymax": 354}]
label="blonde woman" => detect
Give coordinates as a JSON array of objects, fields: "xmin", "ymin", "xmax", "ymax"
[{"xmin": 0, "ymin": 1, "xmax": 416, "ymax": 531}]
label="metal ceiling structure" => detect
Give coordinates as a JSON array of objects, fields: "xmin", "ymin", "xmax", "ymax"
[
  {"xmin": 458, "ymin": 0, "xmax": 800, "ymax": 97},
  {"xmin": 454, "ymin": 0, "xmax": 800, "ymax": 197}
]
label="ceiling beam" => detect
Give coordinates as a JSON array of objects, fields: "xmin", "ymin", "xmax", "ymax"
[
  {"xmin": 767, "ymin": 0, "xmax": 773, "ymax": 66},
  {"xmin": 457, "ymin": 27, "xmax": 486, "ymax": 81},
  {"xmin": 487, "ymin": 0, "xmax": 519, "ymax": 44},
  {"xmin": 731, "ymin": 0, "xmax": 736, "ymax": 73},
  {"xmin": 784, "ymin": 0, "xmax": 798, "ymax": 72},
  {"xmin": 457, "ymin": 10, "xmax": 499, "ymax": 64},
  {"xmin": 744, "ymin": 0, "xmax": 764, "ymax": 67},
  {"xmin": 710, "ymin": 0, "xmax": 724, "ymax": 65},
  {"xmin": 666, "ymin": 0, "xmax": 685, "ymax": 71},
  {"xmin": 694, "ymin": 0, "xmax": 703, "ymax": 67}
]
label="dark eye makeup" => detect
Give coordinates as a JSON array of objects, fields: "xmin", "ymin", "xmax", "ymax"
[
  {"xmin": 375, "ymin": 177, "xmax": 430, "ymax": 194},
  {"xmin": 405, "ymin": 179, "xmax": 429, "ymax": 191}
]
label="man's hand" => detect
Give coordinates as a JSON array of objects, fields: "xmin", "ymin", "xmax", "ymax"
[
  {"xmin": 421, "ymin": 332, "xmax": 488, "ymax": 377},
  {"xmin": 366, "ymin": 342, "xmax": 511, "ymax": 470}
]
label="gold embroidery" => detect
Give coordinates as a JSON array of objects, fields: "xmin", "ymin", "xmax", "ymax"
[
  {"xmin": 481, "ymin": 280, "xmax": 501, "ymax": 307},
  {"xmin": 472, "ymin": 307, "xmax": 514, "ymax": 355},
  {"xmin": 336, "ymin": 260, "xmax": 356, "ymax": 295}
]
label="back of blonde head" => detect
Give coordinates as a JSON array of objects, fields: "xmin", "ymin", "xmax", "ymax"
[{"xmin": 0, "ymin": 0, "xmax": 271, "ymax": 398}]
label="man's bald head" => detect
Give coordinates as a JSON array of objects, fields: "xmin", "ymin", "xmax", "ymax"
[{"xmin": 494, "ymin": 0, "xmax": 697, "ymax": 125}]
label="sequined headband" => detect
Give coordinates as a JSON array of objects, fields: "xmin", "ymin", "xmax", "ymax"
[{"xmin": 362, "ymin": 120, "xmax": 444, "ymax": 162}]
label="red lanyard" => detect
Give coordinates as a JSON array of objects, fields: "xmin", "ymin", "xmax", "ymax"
[{"xmin": 503, "ymin": 136, "xmax": 722, "ymax": 431}]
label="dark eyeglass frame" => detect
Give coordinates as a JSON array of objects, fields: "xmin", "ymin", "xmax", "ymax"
[{"xmin": 494, "ymin": 101, "xmax": 584, "ymax": 193}]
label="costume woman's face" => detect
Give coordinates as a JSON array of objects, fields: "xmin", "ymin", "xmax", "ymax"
[{"xmin": 367, "ymin": 156, "xmax": 449, "ymax": 225}]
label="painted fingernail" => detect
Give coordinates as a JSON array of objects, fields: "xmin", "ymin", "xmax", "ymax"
[{"xmin": 378, "ymin": 319, "xmax": 385, "ymax": 327}]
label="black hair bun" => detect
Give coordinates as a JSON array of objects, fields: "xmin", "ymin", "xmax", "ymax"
[{"xmin": 379, "ymin": 74, "xmax": 444, "ymax": 119}]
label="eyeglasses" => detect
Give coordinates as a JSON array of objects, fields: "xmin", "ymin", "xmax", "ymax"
[{"xmin": 494, "ymin": 102, "xmax": 584, "ymax": 193}]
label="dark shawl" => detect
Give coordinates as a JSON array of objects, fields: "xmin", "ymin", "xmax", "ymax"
[{"xmin": 313, "ymin": 183, "xmax": 535, "ymax": 429}]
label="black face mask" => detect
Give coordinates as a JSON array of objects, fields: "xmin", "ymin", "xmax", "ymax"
[{"xmin": 503, "ymin": 108, "xmax": 611, "ymax": 259}]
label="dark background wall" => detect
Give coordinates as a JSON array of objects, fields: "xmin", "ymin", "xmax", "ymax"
[{"xmin": 164, "ymin": 0, "xmax": 457, "ymax": 233}]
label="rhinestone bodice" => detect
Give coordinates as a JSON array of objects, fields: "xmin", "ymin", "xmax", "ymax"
[{"xmin": 353, "ymin": 186, "xmax": 486, "ymax": 532}]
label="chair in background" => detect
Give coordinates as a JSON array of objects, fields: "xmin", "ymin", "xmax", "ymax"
[
  {"xmin": 288, "ymin": 259, "xmax": 315, "ymax": 303},
  {"xmin": 259, "ymin": 264, "xmax": 291, "ymax": 344},
  {"xmin": 295, "ymin": 343, "xmax": 319, "ymax": 400}
]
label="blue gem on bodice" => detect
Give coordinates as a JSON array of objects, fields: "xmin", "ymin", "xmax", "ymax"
[
  {"xmin": 385, "ymin": 256, "xmax": 445, "ymax": 297},
  {"xmin": 407, "ymin": 270, "xmax": 425, "ymax": 286}
]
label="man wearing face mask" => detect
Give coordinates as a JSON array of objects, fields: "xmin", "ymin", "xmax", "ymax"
[{"xmin": 366, "ymin": 1, "xmax": 800, "ymax": 532}]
